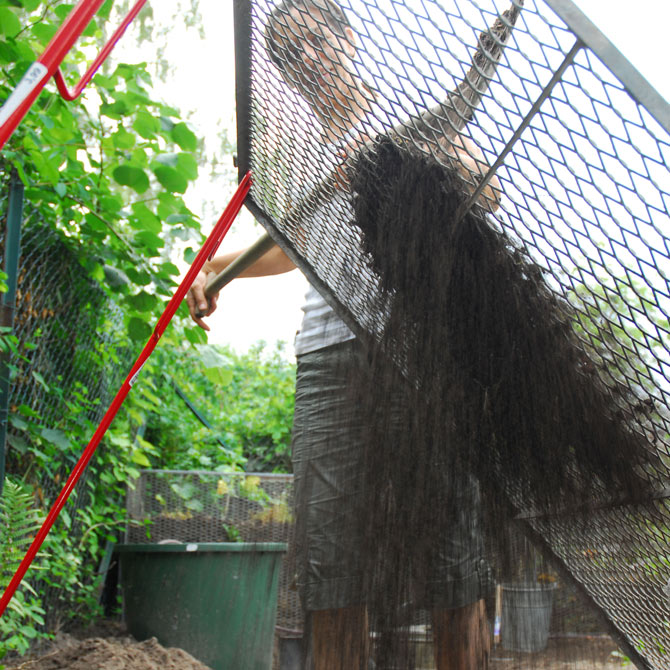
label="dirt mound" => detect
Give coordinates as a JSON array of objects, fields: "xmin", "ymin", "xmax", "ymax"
[{"xmin": 4, "ymin": 633, "xmax": 211, "ymax": 670}]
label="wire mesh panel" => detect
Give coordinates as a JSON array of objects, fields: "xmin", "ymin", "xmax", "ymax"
[
  {"xmin": 0, "ymin": 181, "xmax": 133, "ymax": 626},
  {"xmin": 233, "ymin": 0, "xmax": 670, "ymax": 667},
  {"xmin": 125, "ymin": 470, "xmax": 301, "ymax": 639}
]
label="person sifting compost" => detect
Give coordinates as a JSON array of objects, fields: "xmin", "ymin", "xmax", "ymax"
[{"xmin": 186, "ymin": 1, "xmax": 522, "ymax": 668}]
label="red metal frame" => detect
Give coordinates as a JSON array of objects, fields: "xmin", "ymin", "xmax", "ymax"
[
  {"xmin": 0, "ymin": 172, "xmax": 253, "ymax": 619},
  {"xmin": 0, "ymin": 0, "xmax": 147, "ymax": 149}
]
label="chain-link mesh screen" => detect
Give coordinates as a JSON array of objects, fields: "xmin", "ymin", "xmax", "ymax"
[
  {"xmin": 0, "ymin": 178, "xmax": 131, "ymax": 625},
  {"xmin": 234, "ymin": 0, "xmax": 670, "ymax": 667}
]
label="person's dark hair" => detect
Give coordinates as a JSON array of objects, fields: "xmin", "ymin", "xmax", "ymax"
[{"xmin": 265, "ymin": 0, "xmax": 352, "ymax": 73}]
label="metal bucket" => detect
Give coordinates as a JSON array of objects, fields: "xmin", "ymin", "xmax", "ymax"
[{"xmin": 501, "ymin": 582, "xmax": 556, "ymax": 653}]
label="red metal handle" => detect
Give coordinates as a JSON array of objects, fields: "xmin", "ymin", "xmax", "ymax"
[
  {"xmin": 0, "ymin": 172, "xmax": 253, "ymax": 619},
  {"xmin": 0, "ymin": 0, "xmax": 145, "ymax": 148},
  {"xmin": 53, "ymin": 0, "xmax": 148, "ymax": 101}
]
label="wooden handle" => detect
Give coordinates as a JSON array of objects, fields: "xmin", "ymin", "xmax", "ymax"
[{"xmin": 195, "ymin": 232, "xmax": 276, "ymax": 317}]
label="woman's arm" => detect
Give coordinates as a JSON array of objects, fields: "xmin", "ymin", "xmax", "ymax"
[{"xmin": 186, "ymin": 244, "xmax": 296, "ymax": 330}]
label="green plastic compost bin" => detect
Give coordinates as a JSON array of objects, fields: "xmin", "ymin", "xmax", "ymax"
[{"xmin": 117, "ymin": 542, "xmax": 286, "ymax": 670}]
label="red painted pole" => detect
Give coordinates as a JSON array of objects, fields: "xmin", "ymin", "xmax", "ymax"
[
  {"xmin": 0, "ymin": 0, "xmax": 147, "ymax": 148},
  {"xmin": 53, "ymin": 0, "xmax": 148, "ymax": 101},
  {"xmin": 0, "ymin": 172, "xmax": 252, "ymax": 618}
]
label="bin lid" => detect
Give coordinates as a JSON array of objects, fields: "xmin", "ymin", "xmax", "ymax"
[{"xmin": 115, "ymin": 542, "xmax": 287, "ymax": 553}]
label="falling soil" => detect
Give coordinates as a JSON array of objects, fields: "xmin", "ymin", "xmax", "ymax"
[
  {"xmin": 328, "ymin": 135, "xmax": 662, "ymax": 666},
  {"xmin": 349, "ymin": 136, "xmax": 656, "ymax": 513}
]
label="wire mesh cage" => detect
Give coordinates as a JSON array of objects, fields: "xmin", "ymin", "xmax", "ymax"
[
  {"xmin": 125, "ymin": 469, "xmax": 301, "ymax": 638},
  {"xmin": 232, "ymin": 0, "xmax": 670, "ymax": 667}
]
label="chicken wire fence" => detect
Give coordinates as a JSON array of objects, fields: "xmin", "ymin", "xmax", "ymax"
[
  {"xmin": 0, "ymin": 173, "xmax": 132, "ymax": 623},
  {"xmin": 232, "ymin": 0, "xmax": 670, "ymax": 667}
]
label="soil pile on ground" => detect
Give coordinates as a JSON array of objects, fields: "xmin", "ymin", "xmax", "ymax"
[{"xmin": 3, "ymin": 623, "xmax": 211, "ymax": 670}]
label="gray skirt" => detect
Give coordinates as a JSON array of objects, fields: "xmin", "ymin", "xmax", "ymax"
[{"xmin": 291, "ymin": 339, "xmax": 489, "ymax": 612}]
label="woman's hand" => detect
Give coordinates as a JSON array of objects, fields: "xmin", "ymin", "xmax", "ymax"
[{"xmin": 186, "ymin": 270, "xmax": 219, "ymax": 331}]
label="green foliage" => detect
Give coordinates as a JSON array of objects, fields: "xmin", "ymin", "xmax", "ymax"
[
  {"xmin": 142, "ymin": 339, "xmax": 296, "ymax": 473},
  {"xmin": 0, "ymin": 1, "xmax": 206, "ymax": 345},
  {"xmin": 569, "ymin": 272, "xmax": 669, "ymax": 403},
  {"xmin": 0, "ymin": 1, "xmax": 296, "ymax": 648},
  {"xmin": 0, "ymin": 478, "xmax": 49, "ymax": 660}
]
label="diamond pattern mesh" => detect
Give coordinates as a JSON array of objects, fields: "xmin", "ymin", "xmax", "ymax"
[
  {"xmin": 232, "ymin": 0, "xmax": 670, "ymax": 667},
  {"xmin": 125, "ymin": 470, "xmax": 301, "ymax": 635}
]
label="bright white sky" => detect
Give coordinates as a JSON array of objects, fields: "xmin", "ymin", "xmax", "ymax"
[{"xmin": 112, "ymin": 0, "xmax": 670, "ymax": 359}]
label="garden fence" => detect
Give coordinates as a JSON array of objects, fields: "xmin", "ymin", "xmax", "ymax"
[{"xmin": 0, "ymin": 170, "xmax": 132, "ymax": 626}]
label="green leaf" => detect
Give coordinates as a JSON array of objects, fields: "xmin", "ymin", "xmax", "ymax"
[
  {"xmin": 81, "ymin": 18, "xmax": 98, "ymax": 37},
  {"xmin": 111, "ymin": 127, "xmax": 136, "ymax": 150},
  {"xmin": 130, "ymin": 450, "xmax": 151, "ymax": 467},
  {"xmin": 185, "ymin": 499, "xmax": 204, "ymax": 512},
  {"xmin": 108, "ymin": 432, "xmax": 132, "ymax": 448},
  {"xmin": 132, "ymin": 111, "xmax": 159, "ymax": 139},
  {"xmin": 177, "ymin": 153, "xmax": 198, "ymax": 180},
  {"xmin": 129, "ymin": 202, "xmax": 161, "ymax": 233},
  {"xmin": 156, "ymin": 191, "xmax": 179, "ymax": 218},
  {"xmin": 184, "ymin": 325, "xmax": 207, "ymax": 345},
  {"xmin": 171, "ymin": 482, "xmax": 197, "ymax": 499},
  {"xmin": 13, "ymin": 38, "xmax": 34, "ymax": 61},
  {"xmin": 159, "ymin": 116, "xmax": 175, "ymax": 132},
  {"xmin": 98, "ymin": 0, "xmax": 114, "ymax": 20},
  {"xmin": 128, "ymin": 317, "xmax": 151, "ymax": 342},
  {"xmin": 9, "ymin": 414, "xmax": 29, "ymax": 431},
  {"xmin": 17, "ymin": 404, "xmax": 40, "ymax": 418},
  {"xmin": 41, "ymin": 428, "xmax": 71, "ymax": 451},
  {"xmin": 89, "ymin": 263, "xmax": 105, "ymax": 282},
  {"xmin": 203, "ymin": 367, "xmax": 234, "ymax": 386},
  {"xmin": 154, "ymin": 152, "xmax": 179, "ymax": 167},
  {"xmin": 197, "ymin": 345, "xmax": 229, "ymax": 368},
  {"xmin": 166, "ymin": 213, "xmax": 189, "ymax": 224},
  {"xmin": 21, "ymin": 625, "xmax": 38, "ymax": 639},
  {"xmin": 7, "ymin": 433, "xmax": 28, "ymax": 454},
  {"xmin": 112, "ymin": 165, "xmax": 150, "ymax": 194},
  {"xmin": 31, "ymin": 371, "xmax": 49, "ymax": 390},
  {"xmin": 99, "ymin": 194, "xmax": 124, "ymax": 214},
  {"xmin": 196, "ymin": 346, "xmax": 234, "ymax": 386},
  {"xmin": 31, "ymin": 22, "xmax": 58, "ymax": 44},
  {"xmin": 153, "ymin": 165, "xmax": 187, "ymax": 194},
  {"xmin": 134, "ymin": 230, "xmax": 164, "ymax": 251},
  {"xmin": 92, "ymin": 72, "xmax": 117, "ymax": 90},
  {"xmin": 24, "ymin": 139, "xmax": 60, "ymax": 185},
  {"xmin": 0, "ymin": 7, "xmax": 21, "ymax": 37},
  {"xmin": 103, "ymin": 264, "xmax": 130, "ymax": 288},
  {"xmin": 171, "ymin": 122, "xmax": 198, "ymax": 151},
  {"xmin": 60, "ymin": 509, "xmax": 72, "ymax": 528},
  {"xmin": 100, "ymin": 99, "xmax": 129, "ymax": 119},
  {"xmin": 0, "ymin": 39, "xmax": 19, "ymax": 63},
  {"xmin": 159, "ymin": 262, "xmax": 180, "ymax": 277},
  {"xmin": 54, "ymin": 4, "xmax": 74, "ymax": 19},
  {"xmin": 125, "ymin": 267, "xmax": 152, "ymax": 286},
  {"xmin": 127, "ymin": 291, "xmax": 159, "ymax": 313}
]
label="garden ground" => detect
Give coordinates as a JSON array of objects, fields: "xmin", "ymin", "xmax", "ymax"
[
  {"xmin": 2, "ymin": 621, "xmax": 210, "ymax": 670},
  {"xmin": 490, "ymin": 637, "xmax": 628, "ymax": 668},
  {"xmin": 4, "ymin": 623, "xmax": 628, "ymax": 670}
]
